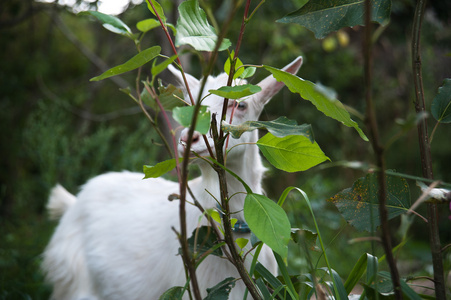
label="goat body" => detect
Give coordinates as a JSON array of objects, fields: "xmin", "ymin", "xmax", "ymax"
[{"xmin": 42, "ymin": 57, "xmax": 303, "ymax": 300}]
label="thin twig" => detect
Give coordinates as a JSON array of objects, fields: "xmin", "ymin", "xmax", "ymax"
[
  {"xmin": 143, "ymin": 84, "xmax": 178, "ymax": 162},
  {"xmin": 363, "ymin": 0, "xmax": 402, "ymax": 298},
  {"xmin": 411, "ymin": 0, "xmax": 446, "ymax": 297},
  {"xmin": 211, "ymin": 0, "xmax": 263, "ymax": 298},
  {"xmin": 145, "ymin": 1, "xmax": 203, "ymax": 297}
]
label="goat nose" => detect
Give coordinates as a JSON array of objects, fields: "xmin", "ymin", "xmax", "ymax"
[{"xmin": 181, "ymin": 131, "xmax": 201, "ymax": 144}]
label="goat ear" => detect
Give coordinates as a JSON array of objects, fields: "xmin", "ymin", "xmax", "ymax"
[
  {"xmin": 255, "ymin": 56, "xmax": 303, "ymax": 106},
  {"xmin": 167, "ymin": 64, "xmax": 200, "ymax": 91}
]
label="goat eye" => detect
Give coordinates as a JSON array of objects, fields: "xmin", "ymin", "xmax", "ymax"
[{"xmin": 237, "ymin": 101, "xmax": 247, "ymax": 110}]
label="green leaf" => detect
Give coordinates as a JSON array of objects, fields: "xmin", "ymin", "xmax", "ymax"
[
  {"xmin": 240, "ymin": 67, "xmax": 256, "ymax": 79},
  {"xmin": 143, "ymin": 158, "xmax": 182, "ymax": 179},
  {"xmin": 79, "ymin": 11, "xmax": 132, "ymax": 36},
  {"xmin": 255, "ymin": 278, "xmax": 273, "ymax": 299},
  {"xmin": 159, "ymin": 286, "xmax": 184, "ymax": 299},
  {"xmin": 204, "ymin": 277, "xmax": 236, "ymax": 300},
  {"xmin": 362, "ymin": 284, "xmax": 394, "ymax": 299},
  {"xmin": 146, "ymin": 0, "xmax": 166, "ymax": 23},
  {"xmin": 90, "ymin": 46, "xmax": 161, "ymax": 81},
  {"xmin": 277, "ymin": 0, "xmax": 391, "ymax": 39},
  {"xmin": 172, "ymin": 106, "xmax": 210, "ymax": 134},
  {"xmin": 274, "ymin": 252, "xmax": 300, "ymax": 300},
  {"xmin": 264, "ymin": 65, "xmax": 368, "ymax": 141},
  {"xmin": 235, "ymin": 238, "xmax": 249, "ymax": 249},
  {"xmin": 431, "ymin": 78, "xmax": 451, "ymax": 123},
  {"xmin": 151, "ymin": 55, "xmax": 178, "ymax": 78},
  {"xmin": 328, "ymin": 172, "xmax": 411, "ymax": 232},
  {"xmin": 222, "ymin": 116, "xmax": 314, "ymax": 142},
  {"xmin": 208, "ymin": 84, "xmax": 261, "ymax": 99},
  {"xmin": 175, "ymin": 0, "xmax": 231, "ymax": 51},
  {"xmin": 136, "ymin": 18, "xmax": 160, "ymax": 32},
  {"xmin": 255, "ymin": 263, "xmax": 284, "ymax": 291},
  {"xmin": 291, "ymin": 228, "xmax": 319, "ymax": 252},
  {"xmin": 184, "ymin": 226, "xmax": 223, "ymax": 258},
  {"xmin": 320, "ymin": 268, "xmax": 347, "ymax": 300},
  {"xmin": 137, "ymin": 18, "xmax": 176, "ymax": 35},
  {"xmin": 141, "ymin": 83, "xmax": 184, "ymax": 111},
  {"xmin": 244, "ymin": 193, "xmax": 291, "ymax": 258},
  {"xmin": 366, "ymin": 252, "xmax": 378, "ymax": 283},
  {"xmin": 257, "ymin": 133, "xmax": 329, "ymax": 172},
  {"xmin": 378, "ymin": 272, "xmax": 422, "ymax": 300},
  {"xmin": 344, "ymin": 253, "xmax": 376, "ymax": 294},
  {"xmin": 224, "ymin": 52, "xmax": 244, "ymax": 79},
  {"xmin": 206, "ymin": 208, "xmax": 222, "ymax": 224}
]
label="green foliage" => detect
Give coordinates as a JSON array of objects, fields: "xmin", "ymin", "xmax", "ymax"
[
  {"xmin": 143, "ymin": 158, "xmax": 182, "ymax": 179},
  {"xmin": 159, "ymin": 286, "xmax": 184, "ymax": 299},
  {"xmin": 136, "ymin": 18, "xmax": 160, "ymax": 32},
  {"xmin": 224, "ymin": 52, "xmax": 244, "ymax": 79},
  {"xmin": 208, "ymin": 84, "xmax": 261, "ymax": 99},
  {"xmin": 264, "ymin": 65, "xmax": 368, "ymax": 141},
  {"xmin": 0, "ymin": 218, "xmax": 53, "ymax": 300},
  {"xmin": 322, "ymin": 268, "xmax": 348, "ymax": 300},
  {"xmin": 278, "ymin": 0, "xmax": 391, "ymax": 39},
  {"xmin": 257, "ymin": 133, "xmax": 329, "ymax": 172},
  {"xmin": 254, "ymin": 263, "xmax": 286, "ymax": 296},
  {"xmin": 146, "ymin": 0, "xmax": 166, "ymax": 23},
  {"xmin": 204, "ymin": 277, "xmax": 236, "ymax": 300},
  {"xmin": 291, "ymin": 228, "xmax": 319, "ymax": 252},
  {"xmin": 364, "ymin": 271, "xmax": 423, "ymax": 300},
  {"xmin": 223, "ymin": 116, "xmax": 313, "ymax": 141},
  {"xmin": 151, "ymin": 55, "xmax": 178, "ymax": 78},
  {"xmin": 244, "ymin": 193, "xmax": 292, "ymax": 258},
  {"xmin": 172, "ymin": 106, "xmax": 211, "ymax": 134},
  {"xmin": 329, "ymin": 172, "xmax": 411, "ymax": 232},
  {"xmin": 140, "ymin": 84, "xmax": 184, "ymax": 111},
  {"xmin": 78, "ymin": 11, "xmax": 133, "ymax": 37},
  {"xmin": 239, "ymin": 67, "xmax": 256, "ymax": 79},
  {"xmin": 184, "ymin": 226, "xmax": 224, "ymax": 260},
  {"xmin": 175, "ymin": 0, "xmax": 231, "ymax": 51},
  {"xmin": 274, "ymin": 252, "xmax": 301, "ymax": 299},
  {"xmin": 344, "ymin": 253, "xmax": 377, "ymax": 294},
  {"xmin": 3, "ymin": 0, "xmax": 451, "ymax": 298},
  {"xmin": 90, "ymin": 46, "xmax": 161, "ymax": 81}
]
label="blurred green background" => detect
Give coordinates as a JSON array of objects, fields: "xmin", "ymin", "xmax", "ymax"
[{"xmin": 1, "ymin": 0, "xmax": 450, "ymax": 298}]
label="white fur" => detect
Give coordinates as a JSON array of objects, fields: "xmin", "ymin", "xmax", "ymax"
[
  {"xmin": 47, "ymin": 184, "xmax": 77, "ymax": 220},
  {"xmin": 42, "ymin": 57, "xmax": 303, "ymax": 300}
]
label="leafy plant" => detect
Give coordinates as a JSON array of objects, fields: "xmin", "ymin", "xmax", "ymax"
[{"xmin": 31, "ymin": 0, "xmax": 451, "ymax": 299}]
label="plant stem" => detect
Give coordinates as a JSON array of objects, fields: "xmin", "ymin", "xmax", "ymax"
[
  {"xmin": 147, "ymin": 0, "xmax": 195, "ymax": 105},
  {"xmin": 363, "ymin": 0, "xmax": 402, "ymax": 298},
  {"xmin": 149, "ymin": 0, "xmax": 262, "ymax": 297},
  {"xmin": 210, "ymin": 117, "xmax": 262, "ymax": 300},
  {"xmin": 146, "ymin": 0, "xmax": 202, "ymax": 297},
  {"xmin": 411, "ymin": 0, "xmax": 446, "ymax": 298},
  {"xmin": 219, "ymin": 0, "xmax": 252, "ymax": 139},
  {"xmin": 211, "ymin": 1, "xmax": 263, "ymax": 298}
]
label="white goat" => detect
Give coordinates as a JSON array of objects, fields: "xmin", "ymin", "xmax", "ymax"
[{"xmin": 42, "ymin": 57, "xmax": 303, "ymax": 300}]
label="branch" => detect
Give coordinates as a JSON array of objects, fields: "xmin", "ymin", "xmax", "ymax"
[
  {"xmin": 210, "ymin": 116, "xmax": 262, "ymax": 300},
  {"xmin": 411, "ymin": 0, "xmax": 446, "ymax": 298},
  {"xmin": 210, "ymin": 1, "xmax": 263, "ymax": 298},
  {"xmin": 363, "ymin": 0, "xmax": 402, "ymax": 298}
]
